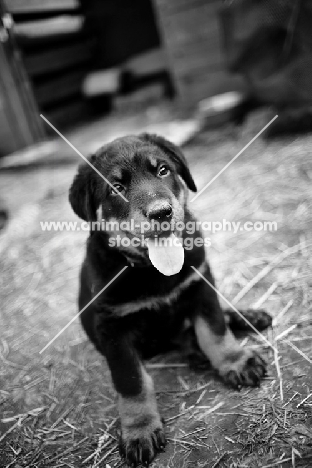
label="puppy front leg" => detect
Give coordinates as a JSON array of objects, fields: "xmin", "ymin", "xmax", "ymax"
[
  {"xmin": 192, "ymin": 280, "xmax": 267, "ymax": 388},
  {"xmin": 104, "ymin": 336, "xmax": 166, "ymax": 466}
]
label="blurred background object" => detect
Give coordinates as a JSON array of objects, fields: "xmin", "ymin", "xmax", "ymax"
[
  {"xmin": 4, "ymin": 0, "xmax": 94, "ymax": 140},
  {"xmin": 153, "ymin": 0, "xmax": 244, "ymax": 106},
  {"xmin": 219, "ymin": 0, "xmax": 312, "ymax": 134},
  {"xmin": 0, "ymin": 0, "xmax": 241, "ymax": 157},
  {"xmin": 0, "ymin": 0, "xmax": 312, "ymax": 158},
  {"xmin": 0, "ymin": 0, "xmax": 45, "ymax": 155}
]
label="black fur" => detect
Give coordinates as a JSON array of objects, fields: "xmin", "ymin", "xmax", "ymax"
[{"xmin": 69, "ymin": 134, "xmax": 272, "ymax": 467}]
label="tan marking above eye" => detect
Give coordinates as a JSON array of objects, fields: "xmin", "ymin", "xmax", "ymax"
[
  {"xmin": 110, "ymin": 167, "xmax": 123, "ymax": 179},
  {"xmin": 149, "ymin": 156, "xmax": 158, "ymax": 168}
]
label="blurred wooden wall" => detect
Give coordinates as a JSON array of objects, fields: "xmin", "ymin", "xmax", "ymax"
[
  {"xmin": 6, "ymin": 0, "xmax": 94, "ymax": 130},
  {"xmin": 152, "ymin": 0, "xmax": 237, "ymax": 106},
  {"xmin": 0, "ymin": 1, "xmax": 45, "ymax": 156}
]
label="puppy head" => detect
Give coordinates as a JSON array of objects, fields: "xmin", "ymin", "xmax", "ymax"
[{"xmin": 69, "ymin": 133, "xmax": 197, "ymax": 240}]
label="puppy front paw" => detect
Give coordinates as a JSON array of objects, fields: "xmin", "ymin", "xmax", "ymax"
[
  {"xmin": 219, "ymin": 348, "xmax": 267, "ymax": 390},
  {"xmin": 119, "ymin": 416, "xmax": 166, "ymax": 467},
  {"xmin": 252, "ymin": 309, "xmax": 273, "ymax": 331}
]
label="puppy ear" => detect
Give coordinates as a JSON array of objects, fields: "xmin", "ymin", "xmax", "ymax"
[
  {"xmin": 140, "ymin": 133, "xmax": 197, "ymax": 192},
  {"xmin": 69, "ymin": 160, "xmax": 97, "ymax": 221}
]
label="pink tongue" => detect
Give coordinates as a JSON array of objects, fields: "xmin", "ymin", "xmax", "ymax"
[{"xmin": 147, "ymin": 233, "xmax": 184, "ymax": 276}]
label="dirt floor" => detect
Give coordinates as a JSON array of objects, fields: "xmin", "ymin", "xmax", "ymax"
[{"xmin": 1, "ymin": 107, "xmax": 312, "ymax": 468}]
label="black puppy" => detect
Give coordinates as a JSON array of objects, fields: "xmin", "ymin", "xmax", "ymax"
[{"xmin": 69, "ymin": 134, "xmax": 271, "ymax": 466}]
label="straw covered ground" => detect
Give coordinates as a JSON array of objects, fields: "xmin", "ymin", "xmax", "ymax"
[{"xmin": 1, "ymin": 109, "xmax": 312, "ymax": 467}]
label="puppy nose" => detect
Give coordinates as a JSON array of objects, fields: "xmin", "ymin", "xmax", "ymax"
[{"xmin": 147, "ymin": 201, "xmax": 173, "ymax": 221}]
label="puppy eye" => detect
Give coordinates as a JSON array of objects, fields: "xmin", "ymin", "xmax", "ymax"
[
  {"xmin": 110, "ymin": 183, "xmax": 125, "ymax": 196},
  {"xmin": 158, "ymin": 165, "xmax": 170, "ymax": 178}
]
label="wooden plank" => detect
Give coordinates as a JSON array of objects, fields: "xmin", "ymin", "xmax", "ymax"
[
  {"xmin": 178, "ymin": 70, "xmax": 244, "ymax": 103},
  {"xmin": 178, "ymin": 65, "xmax": 224, "ymax": 94},
  {"xmin": 125, "ymin": 48, "xmax": 167, "ymax": 76},
  {"xmin": 161, "ymin": 7, "xmax": 219, "ymax": 33},
  {"xmin": 0, "ymin": 37, "xmax": 44, "ymax": 154},
  {"xmin": 35, "ymin": 70, "xmax": 85, "ymax": 106},
  {"xmin": 6, "ymin": 0, "xmax": 79, "ymax": 13},
  {"xmin": 180, "ymin": 72, "xmax": 225, "ymax": 103},
  {"xmin": 24, "ymin": 41, "xmax": 93, "ymax": 76},
  {"xmin": 175, "ymin": 59, "xmax": 224, "ymax": 80},
  {"xmin": 155, "ymin": 0, "xmax": 219, "ymax": 15},
  {"xmin": 163, "ymin": 20, "xmax": 220, "ymax": 48},
  {"xmin": 0, "ymin": 97, "xmax": 20, "ymax": 154},
  {"xmin": 173, "ymin": 55, "xmax": 223, "ymax": 76},
  {"xmin": 170, "ymin": 38, "xmax": 223, "ymax": 64},
  {"xmin": 14, "ymin": 15, "xmax": 83, "ymax": 41},
  {"xmin": 152, "ymin": 0, "xmax": 229, "ymax": 105}
]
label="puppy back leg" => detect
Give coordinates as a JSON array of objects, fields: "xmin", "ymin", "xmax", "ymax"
[
  {"xmin": 224, "ymin": 308, "xmax": 272, "ymax": 332},
  {"xmin": 192, "ymin": 269, "xmax": 267, "ymax": 389}
]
